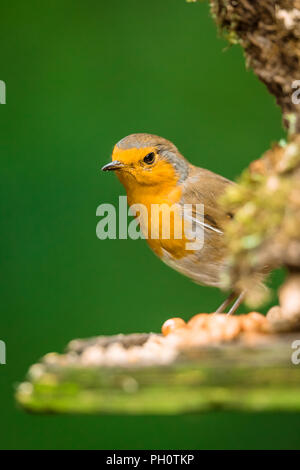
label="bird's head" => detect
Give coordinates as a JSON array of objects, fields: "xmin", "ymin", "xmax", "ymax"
[{"xmin": 102, "ymin": 134, "xmax": 189, "ymax": 191}]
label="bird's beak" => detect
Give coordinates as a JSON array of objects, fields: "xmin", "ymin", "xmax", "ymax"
[{"xmin": 101, "ymin": 161, "xmax": 124, "ymax": 172}]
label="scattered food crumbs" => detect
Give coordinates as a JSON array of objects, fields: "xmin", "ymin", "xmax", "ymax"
[
  {"xmin": 161, "ymin": 312, "xmax": 270, "ymax": 348},
  {"xmin": 78, "ymin": 333, "xmax": 178, "ymax": 367},
  {"xmin": 161, "ymin": 317, "xmax": 186, "ymax": 336},
  {"xmin": 37, "ymin": 313, "xmax": 275, "ymax": 370}
]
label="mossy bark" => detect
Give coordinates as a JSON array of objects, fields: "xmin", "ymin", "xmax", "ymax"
[{"xmin": 208, "ymin": 0, "xmax": 300, "ymax": 317}]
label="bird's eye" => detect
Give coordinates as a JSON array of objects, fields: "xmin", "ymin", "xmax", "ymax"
[{"xmin": 143, "ymin": 152, "xmax": 155, "ymax": 165}]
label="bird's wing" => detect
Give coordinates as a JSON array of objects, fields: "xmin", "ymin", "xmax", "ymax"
[{"xmin": 181, "ymin": 166, "xmax": 234, "ymax": 235}]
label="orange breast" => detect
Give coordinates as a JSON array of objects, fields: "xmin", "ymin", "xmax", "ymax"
[{"xmin": 127, "ymin": 183, "xmax": 192, "ymax": 260}]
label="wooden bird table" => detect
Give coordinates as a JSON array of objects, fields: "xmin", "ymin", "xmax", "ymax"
[{"xmin": 16, "ymin": 331, "xmax": 300, "ymax": 414}]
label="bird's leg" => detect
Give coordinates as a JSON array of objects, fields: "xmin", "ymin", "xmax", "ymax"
[
  {"xmin": 227, "ymin": 291, "xmax": 246, "ymax": 315},
  {"xmin": 214, "ymin": 292, "xmax": 237, "ymax": 314},
  {"xmin": 214, "ymin": 291, "xmax": 246, "ymax": 315}
]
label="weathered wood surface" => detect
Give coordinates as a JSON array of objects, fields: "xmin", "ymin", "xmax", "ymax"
[{"xmin": 16, "ymin": 332, "xmax": 300, "ymax": 415}]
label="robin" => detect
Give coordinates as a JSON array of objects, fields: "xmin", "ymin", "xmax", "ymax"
[{"xmin": 102, "ymin": 133, "xmax": 245, "ymax": 314}]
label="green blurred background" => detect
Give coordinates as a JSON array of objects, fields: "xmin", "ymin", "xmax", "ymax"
[{"xmin": 1, "ymin": 0, "xmax": 299, "ymax": 450}]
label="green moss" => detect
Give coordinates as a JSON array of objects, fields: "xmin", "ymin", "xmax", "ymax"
[{"xmin": 219, "ymin": 138, "xmax": 300, "ymax": 305}]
